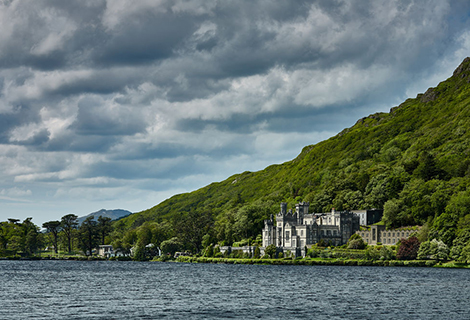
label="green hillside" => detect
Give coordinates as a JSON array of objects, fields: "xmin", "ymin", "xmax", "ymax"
[{"xmin": 111, "ymin": 58, "xmax": 470, "ymax": 253}]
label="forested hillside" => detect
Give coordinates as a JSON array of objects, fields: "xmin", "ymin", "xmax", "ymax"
[{"xmin": 110, "ymin": 58, "xmax": 470, "ymax": 254}]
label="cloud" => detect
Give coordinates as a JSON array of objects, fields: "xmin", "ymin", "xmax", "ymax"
[{"xmin": 1, "ymin": 0, "xmax": 470, "ymax": 224}]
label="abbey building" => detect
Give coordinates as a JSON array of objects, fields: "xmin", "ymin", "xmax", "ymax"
[{"xmin": 262, "ymin": 202, "xmax": 382, "ymax": 257}]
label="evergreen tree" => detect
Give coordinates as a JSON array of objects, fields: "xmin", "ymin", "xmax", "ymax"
[
  {"xmin": 97, "ymin": 216, "xmax": 112, "ymax": 245},
  {"xmin": 42, "ymin": 221, "xmax": 61, "ymax": 254},
  {"xmin": 79, "ymin": 216, "xmax": 99, "ymax": 256},
  {"xmin": 61, "ymin": 214, "xmax": 78, "ymax": 253}
]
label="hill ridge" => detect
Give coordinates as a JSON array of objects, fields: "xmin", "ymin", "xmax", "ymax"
[{"xmin": 111, "ymin": 57, "xmax": 470, "ymax": 252}]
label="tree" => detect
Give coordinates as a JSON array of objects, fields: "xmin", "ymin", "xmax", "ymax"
[
  {"xmin": 21, "ymin": 218, "xmax": 41, "ymax": 255},
  {"xmin": 253, "ymin": 246, "xmax": 261, "ymax": 259},
  {"xmin": 417, "ymin": 241, "xmax": 431, "ymax": 260},
  {"xmin": 78, "ymin": 216, "xmax": 99, "ymax": 256},
  {"xmin": 459, "ymin": 243, "xmax": 470, "ymax": 263},
  {"xmin": 43, "ymin": 221, "xmax": 61, "ymax": 254},
  {"xmin": 397, "ymin": 237, "xmax": 420, "ymax": 260},
  {"xmin": 204, "ymin": 245, "xmax": 214, "ymax": 257},
  {"xmin": 417, "ymin": 239, "xmax": 449, "ymax": 261},
  {"xmin": 174, "ymin": 210, "xmax": 213, "ymax": 253},
  {"xmin": 347, "ymin": 234, "xmax": 366, "ymax": 249},
  {"xmin": 132, "ymin": 245, "xmax": 147, "ymax": 261},
  {"xmin": 414, "ymin": 152, "xmax": 443, "ymax": 181},
  {"xmin": 61, "ymin": 214, "xmax": 78, "ymax": 253},
  {"xmin": 160, "ymin": 237, "xmax": 182, "ymax": 256},
  {"xmin": 201, "ymin": 234, "xmax": 213, "ymax": 250},
  {"xmin": 380, "ymin": 246, "xmax": 395, "ymax": 260},
  {"xmin": 430, "ymin": 239, "xmax": 449, "ymax": 261},
  {"xmin": 97, "ymin": 216, "xmax": 112, "ymax": 245},
  {"xmin": 264, "ymin": 244, "xmax": 276, "ymax": 258},
  {"xmin": 383, "ymin": 198, "xmax": 405, "ymax": 228}
]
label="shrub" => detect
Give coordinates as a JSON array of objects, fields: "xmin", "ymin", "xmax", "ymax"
[
  {"xmin": 348, "ymin": 239, "xmax": 366, "ymax": 250},
  {"xmin": 264, "ymin": 244, "xmax": 276, "ymax": 258},
  {"xmin": 389, "ymin": 260, "xmax": 404, "ymax": 267},
  {"xmin": 460, "ymin": 243, "xmax": 470, "ymax": 263},
  {"xmin": 380, "ymin": 246, "xmax": 395, "ymax": 260},
  {"xmin": 365, "ymin": 247, "xmax": 380, "ymax": 260},
  {"xmin": 308, "ymin": 249, "xmax": 319, "ymax": 258},
  {"xmin": 253, "ymin": 246, "xmax": 261, "ymax": 259},
  {"xmin": 397, "ymin": 237, "xmax": 420, "ymax": 260},
  {"xmin": 417, "ymin": 239, "xmax": 449, "ymax": 260}
]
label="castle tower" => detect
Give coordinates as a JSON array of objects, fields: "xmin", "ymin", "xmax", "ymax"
[{"xmin": 295, "ymin": 201, "xmax": 309, "ymax": 225}]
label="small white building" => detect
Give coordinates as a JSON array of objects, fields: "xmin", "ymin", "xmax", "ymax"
[{"xmin": 97, "ymin": 245, "xmax": 114, "ymax": 258}]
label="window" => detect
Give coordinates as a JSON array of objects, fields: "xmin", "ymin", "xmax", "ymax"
[
  {"xmin": 286, "ymin": 231, "xmax": 290, "ymax": 241},
  {"xmin": 301, "ymin": 230, "xmax": 304, "ymax": 236}
]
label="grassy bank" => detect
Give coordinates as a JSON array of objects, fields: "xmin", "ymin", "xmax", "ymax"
[{"xmin": 175, "ymin": 256, "xmax": 470, "ymax": 268}]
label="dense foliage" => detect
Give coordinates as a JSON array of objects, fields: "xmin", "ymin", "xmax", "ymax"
[
  {"xmin": 397, "ymin": 237, "xmax": 420, "ymax": 260},
  {"xmin": 0, "ymin": 214, "xmax": 114, "ymax": 258},
  {"xmin": 108, "ymin": 58, "xmax": 470, "ymax": 254},
  {"xmin": 0, "ymin": 218, "xmax": 43, "ymax": 257}
]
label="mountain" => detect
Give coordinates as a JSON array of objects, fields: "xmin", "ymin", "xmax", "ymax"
[
  {"xmin": 78, "ymin": 209, "xmax": 132, "ymax": 225},
  {"xmin": 110, "ymin": 58, "xmax": 470, "ymax": 250}
]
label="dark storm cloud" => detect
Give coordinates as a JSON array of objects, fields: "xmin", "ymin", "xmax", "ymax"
[
  {"xmin": 0, "ymin": 106, "xmax": 41, "ymax": 143},
  {"xmin": 93, "ymin": 11, "xmax": 201, "ymax": 66},
  {"xmin": 70, "ymin": 96, "xmax": 146, "ymax": 136}
]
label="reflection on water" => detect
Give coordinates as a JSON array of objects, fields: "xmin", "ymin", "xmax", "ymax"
[{"xmin": 0, "ymin": 260, "xmax": 469, "ymax": 319}]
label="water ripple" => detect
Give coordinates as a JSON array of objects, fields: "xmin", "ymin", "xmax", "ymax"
[{"xmin": 0, "ymin": 261, "xmax": 469, "ymax": 319}]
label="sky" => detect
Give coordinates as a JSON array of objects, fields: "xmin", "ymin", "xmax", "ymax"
[{"xmin": 1, "ymin": 0, "xmax": 470, "ymax": 226}]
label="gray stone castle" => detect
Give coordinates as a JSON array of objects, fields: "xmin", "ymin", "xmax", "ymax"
[{"xmin": 262, "ymin": 202, "xmax": 382, "ymax": 257}]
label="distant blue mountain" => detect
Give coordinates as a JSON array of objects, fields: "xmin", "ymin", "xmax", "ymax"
[{"xmin": 77, "ymin": 209, "xmax": 132, "ymax": 225}]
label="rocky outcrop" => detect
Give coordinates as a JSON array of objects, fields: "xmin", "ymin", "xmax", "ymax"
[{"xmin": 452, "ymin": 57, "xmax": 470, "ymax": 78}]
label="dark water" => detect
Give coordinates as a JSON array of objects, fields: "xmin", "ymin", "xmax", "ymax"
[{"xmin": 0, "ymin": 260, "xmax": 469, "ymax": 319}]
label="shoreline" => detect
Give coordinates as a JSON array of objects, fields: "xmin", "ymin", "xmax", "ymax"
[
  {"xmin": 2, "ymin": 256, "xmax": 469, "ymax": 268},
  {"xmin": 174, "ymin": 256, "xmax": 470, "ymax": 268}
]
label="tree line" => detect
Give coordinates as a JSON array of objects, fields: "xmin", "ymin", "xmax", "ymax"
[{"xmin": 0, "ymin": 214, "xmax": 113, "ymax": 257}]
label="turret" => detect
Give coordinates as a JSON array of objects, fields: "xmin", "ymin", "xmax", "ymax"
[{"xmin": 295, "ymin": 201, "xmax": 309, "ymax": 224}]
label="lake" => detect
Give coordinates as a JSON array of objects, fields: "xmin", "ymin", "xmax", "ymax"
[{"xmin": 0, "ymin": 260, "xmax": 469, "ymax": 319}]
